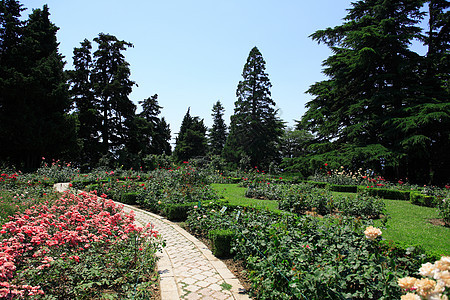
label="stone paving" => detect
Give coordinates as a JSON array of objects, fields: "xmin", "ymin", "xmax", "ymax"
[
  {"xmin": 120, "ymin": 203, "xmax": 250, "ymax": 300},
  {"xmin": 53, "ymin": 184, "xmax": 250, "ymax": 300}
]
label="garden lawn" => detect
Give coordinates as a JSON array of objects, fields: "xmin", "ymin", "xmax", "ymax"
[
  {"xmin": 211, "ymin": 183, "xmax": 279, "ymax": 212},
  {"xmin": 374, "ymin": 199, "xmax": 450, "ymax": 256}
]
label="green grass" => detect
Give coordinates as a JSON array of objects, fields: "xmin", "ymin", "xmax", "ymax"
[
  {"xmin": 374, "ymin": 199, "xmax": 450, "ymax": 256},
  {"xmin": 211, "ymin": 184, "xmax": 450, "ymax": 256},
  {"xmin": 211, "ymin": 183, "xmax": 279, "ymax": 212}
]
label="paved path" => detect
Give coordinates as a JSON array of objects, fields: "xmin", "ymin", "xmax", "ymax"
[{"xmin": 53, "ymin": 183, "xmax": 250, "ymax": 300}]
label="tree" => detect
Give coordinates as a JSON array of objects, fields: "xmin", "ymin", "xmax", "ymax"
[
  {"xmin": 0, "ymin": 3, "xmax": 76, "ymax": 168},
  {"xmin": 173, "ymin": 108, "xmax": 207, "ymax": 162},
  {"xmin": 69, "ymin": 33, "xmax": 136, "ymax": 165},
  {"xmin": 91, "ymin": 33, "xmax": 136, "ymax": 156},
  {"xmin": 126, "ymin": 94, "xmax": 171, "ymax": 157},
  {"xmin": 223, "ymin": 46, "xmax": 284, "ymax": 170},
  {"xmin": 300, "ymin": 0, "xmax": 449, "ymax": 184},
  {"xmin": 68, "ymin": 39, "xmax": 101, "ymax": 167},
  {"xmin": 280, "ymin": 127, "xmax": 314, "ymax": 159},
  {"xmin": 208, "ymin": 100, "xmax": 227, "ymax": 156}
]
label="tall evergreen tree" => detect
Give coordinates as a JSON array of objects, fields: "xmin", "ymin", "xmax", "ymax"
[
  {"xmin": 300, "ymin": 0, "xmax": 450, "ymax": 183},
  {"xmin": 223, "ymin": 46, "xmax": 284, "ymax": 169},
  {"xmin": 91, "ymin": 33, "xmax": 136, "ymax": 156},
  {"xmin": 208, "ymin": 100, "xmax": 227, "ymax": 156},
  {"xmin": 173, "ymin": 108, "xmax": 207, "ymax": 162},
  {"xmin": 68, "ymin": 39, "xmax": 101, "ymax": 166},
  {"xmin": 126, "ymin": 94, "xmax": 171, "ymax": 156},
  {"xmin": 0, "ymin": 3, "xmax": 76, "ymax": 168}
]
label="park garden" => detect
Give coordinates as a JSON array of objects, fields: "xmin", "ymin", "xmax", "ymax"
[
  {"xmin": 1, "ymin": 159, "xmax": 449, "ymax": 299},
  {"xmin": 1, "ymin": 0, "xmax": 449, "ymax": 298}
]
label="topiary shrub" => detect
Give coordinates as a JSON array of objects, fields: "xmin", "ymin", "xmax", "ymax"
[
  {"xmin": 121, "ymin": 192, "xmax": 139, "ymax": 205},
  {"xmin": 208, "ymin": 229, "xmax": 235, "ymax": 258},
  {"xmin": 410, "ymin": 192, "xmax": 438, "ymax": 208},
  {"xmin": 164, "ymin": 202, "xmax": 197, "ymax": 221}
]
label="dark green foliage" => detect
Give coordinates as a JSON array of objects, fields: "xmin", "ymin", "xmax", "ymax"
[
  {"xmin": 410, "ymin": 192, "xmax": 439, "ymax": 208},
  {"xmin": 208, "ymin": 229, "xmax": 235, "ymax": 258},
  {"xmin": 358, "ymin": 187, "xmax": 411, "ymax": 201},
  {"xmin": 223, "ymin": 47, "xmax": 284, "ymax": 170},
  {"xmin": 121, "ymin": 192, "xmax": 138, "ymax": 205},
  {"xmin": 164, "ymin": 202, "xmax": 197, "ymax": 221},
  {"xmin": 208, "ymin": 100, "xmax": 227, "ymax": 156},
  {"xmin": 329, "ymin": 184, "xmax": 358, "ymax": 193},
  {"xmin": 0, "ymin": 3, "xmax": 77, "ymax": 168},
  {"xmin": 173, "ymin": 108, "xmax": 208, "ymax": 162},
  {"xmin": 298, "ymin": 0, "xmax": 450, "ymax": 185}
]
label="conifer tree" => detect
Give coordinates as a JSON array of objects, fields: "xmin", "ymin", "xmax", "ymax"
[
  {"xmin": 208, "ymin": 100, "xmax": 227, "ymax": 156},
  {"xmin": 0, "ymin": 3, "xmax": 76, "ymax": 168},
  {"xmin": 173, "ymin": 108, "xmax": 207, "ymax": 162},
  {"xmin": 223, "ymin": 47, "xmax": 284, "ymax": 169},
  {"xmin": 299, "ymin": 0, "xmax": 450, "ymax": 183}
]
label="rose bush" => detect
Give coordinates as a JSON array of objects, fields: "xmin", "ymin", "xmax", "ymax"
[{"xmin": 0, "ymin": 190, "xmax": 162, "ymax": 299}]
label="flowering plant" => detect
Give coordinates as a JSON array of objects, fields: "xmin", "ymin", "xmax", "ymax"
[{"xmin": 0, "ymin": 191, "xmax": 162, "ymax": 299}]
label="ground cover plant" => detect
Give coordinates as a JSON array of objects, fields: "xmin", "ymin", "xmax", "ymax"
[{"xmin": 0, "ymin": 188, "xmax": 163, "ymax": 299}]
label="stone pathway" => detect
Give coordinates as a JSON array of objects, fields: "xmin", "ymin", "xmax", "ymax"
[{"xmin": 53, "ymin": 183, "xmax": 250, "ymax": 300}]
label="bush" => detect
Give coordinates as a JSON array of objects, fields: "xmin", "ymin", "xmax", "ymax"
[
  {"xmin": 410, "ymin": 192, "xmax": 439, "ymax": 208},
  {"xmin": 329, "ymin": 184, "xmax": 358, "ymax": 193},
  {"xmin": 358, "ymin": 187, "xmax": 410, "ymax": 200},
  {"xmin": 164, "ymin": 202, "xmax": 198, "ymax": 221},
  {"xmin": 121, "ymin": 192, "xmax": 139, "ymax": 205},
  {"xmin": 209, "ymin": 229, "xmax": 235, "ymax": 258},
  {"xmin": 438, "ymin": 197, "xmax": 450, "ymax": 226}
]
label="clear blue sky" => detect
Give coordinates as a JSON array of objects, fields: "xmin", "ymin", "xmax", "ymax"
[{"xmin": 19, "ymin": 0, "xmax": 413, "ymax": 145}]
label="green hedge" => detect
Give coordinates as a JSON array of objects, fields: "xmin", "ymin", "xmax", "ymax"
[
  {"xmin": 329, "ymin": 184, "xmax": 358, "ymax": 193},
  {"xmin": 410, "ymin": 192, "xmax": 438, "ymax": 208},
  {"xmin": 208, "ymin": 229, "xmax": 235, "ymax": 258},
  {"xmin": 164, "ymin": 202, "xmax": 198, "ymax": 221},
  {"xmin": 121, "ymin": 192, "xmax": 139, "ymax": 205},
  {"xmin": 358, "ymin": 187, "xmax": 410, "ymax": 200},
  {"xmin": 304, "ymin": 181, "xmax": 328, "ymax": 189}
]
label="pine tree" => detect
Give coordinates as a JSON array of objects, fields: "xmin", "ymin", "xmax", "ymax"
[
  {"xmin": 173, "ymin": 108, "xmax": 207, "ymax": 162},
  {"xmin": 223, "ymin": 47, "xmax": 284, "ymax": 169},
  {"xmin": 208, "ymin": 100, "xmax": 227, "ymax": 156},
  {"xmin": 91, "ymin": 33, "xmax": 136, "ymax": 156},
  {"xmin": 126, "ymin": 94, "xmax": 171, "ymax": 156},
  {"xmin": 68, "ymin": 39, "xmax": 101, "ymax": 167}
]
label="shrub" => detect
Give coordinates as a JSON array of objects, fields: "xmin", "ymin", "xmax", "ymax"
[
  {"xmin": 329, "ymin": 184, "xmax": 358, "ymax": 193},
  {"xmin": 410, "ymin": 192, "xmax": 439, "ymax": 208},
  {"xmin": 164, "ymin": 202, "xmax": 198, "ymax": 221},
  {"xmin": 358, "ymin": 187, "xmax": 410, "ymax": 200},
  {"xmin": 121, "ymin": 192, "xmax": 139, "ymax": 205},
  {"xmin": 438, "ymin": 197, "xmax": 450, "ymax": 226},
  {"xmin": 209, "ymin": 229, "xmax": 235, "ymax": 258}
]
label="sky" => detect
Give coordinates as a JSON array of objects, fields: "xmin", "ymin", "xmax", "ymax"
[{"xmin": 18, "ymin": 0, "xmax": 410, "ymax": 145}]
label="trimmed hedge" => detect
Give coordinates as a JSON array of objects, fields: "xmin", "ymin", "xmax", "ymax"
[
  {"xmin": 304, "ymin": 181, "xmax": 328, "ymax": 189},
  {"xmin": 358, "ymin": 187, "xmax": 410, "ymax": 200},
  {"xmin": 410, "ymin": 192, "xmax": 439, "ymax": 208},
  {"xmin": 164, "ymin": 202, "xmax": 197, "ymax": 221},
  {"xmin": 208, "ymin": 229, "xmax": 235, "ymax": 258},
  {"xmin": 121, "ymin": 192, "xmax": 139, "ymax": 205},
  {"xmin": 329, "ymin": 184, "xmax": 358, "ymax": 193}
]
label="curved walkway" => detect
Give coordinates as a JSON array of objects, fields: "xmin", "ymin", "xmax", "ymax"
[{"xmin": 53, "ymin": 183, "xmax": 250, "ymax": 300}]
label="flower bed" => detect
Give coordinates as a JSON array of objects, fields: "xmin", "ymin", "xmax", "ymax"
[
  {"xmin": 185, "ymin": 202, "xmax": 438, "ymax": 299},
  {"xmin": 0, "ymin": 191, "xmax": 162, "ymax": 299}
]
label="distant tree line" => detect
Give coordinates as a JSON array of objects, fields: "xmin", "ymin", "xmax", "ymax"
[{"xmin": 1, "ymin": 0, "xmax": 448, "ymax": 185}]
